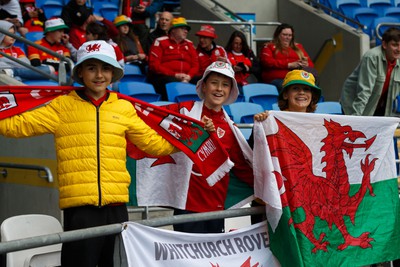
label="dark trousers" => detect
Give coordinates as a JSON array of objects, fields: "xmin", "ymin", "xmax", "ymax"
[
  {"xmin": 173, "ymin": 209, "xmax": 224, "ymax": 234},
  {"xmin": 61, "ymin": 205, "xmax": 128, "ymax": 267}
]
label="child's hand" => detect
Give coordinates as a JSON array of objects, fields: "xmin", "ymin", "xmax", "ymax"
[
  {"xmin": 201, "ymin": 116, "xmax": 215, "ymax": 132},
  {"xmin": 254, "ymin": 110, "xmax": 270, "ymax": 122}
]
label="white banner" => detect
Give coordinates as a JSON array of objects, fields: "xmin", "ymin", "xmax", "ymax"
[{"xmin": 121, "ymin": 221, "xmax": 280, "ymax": 267}]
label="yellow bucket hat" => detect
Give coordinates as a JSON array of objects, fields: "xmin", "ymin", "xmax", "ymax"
[
  {"xmin": 281, "ymin": 69, "xmax": 321, "ymax": 100},
  {"xmin": 169, "ymin": 17, "xmax": 191, "ymax": 32},
  {"xmin": 113, "ymin": 15, "xmax": 131, "ymax": 27}
]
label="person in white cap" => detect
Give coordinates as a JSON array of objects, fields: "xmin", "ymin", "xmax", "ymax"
[
  {"xmin": 161, "ymin": 61, "xmax": 254, "ymax": 234},
  {"xmin": 0, "ymin": 40, "xmax": 178, "ymax": 266}
]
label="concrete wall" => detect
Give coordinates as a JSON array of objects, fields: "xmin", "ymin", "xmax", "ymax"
[{"xmin": 0, "ymin": 135, "xmax": 60, "ymax": 224}]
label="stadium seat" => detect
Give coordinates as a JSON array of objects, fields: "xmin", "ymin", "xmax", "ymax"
[
  {"xmin": 119, "ymin": 81, "xmax": 161, "ymax": 102},
  {"xmin": 352, "ymin": 7, "xmax": 380, "ymax": 35},
  {"xmin": 228, "ymin": 102, "xmax": 264, "ymax": 123},
  {"xmin": 41, "ymin": 1, "xmax": 63, "ymax": 19},
  {"xmin": 98, "ymin": 3, "xmax": 119, "ymax": 21},
  {"xmin": 24, "ymin": 80, "xmax": 59, "ymax": 86},
  {"xmin": 25, "ymin": 31, "xmax": 43, "ymax": 43},
  {"xmin": 165, "ymin": 82, "xmax": 200, "ymax": 102},
  {"xmin": 242, "ymin": 83, "xmax": 279, "ymax": 110},
  {"xmin": 0, "ymin": 214, "xmax": 63, "ymax": 267},
  {"xmin": 315, "ymin": 101, "xmax": 343, "ymax": 114},
  {"xmin": 272, "ymin": 103, "xmax": 280, "ymax": 110},
  {"xmin": 366, "ymin": 0, "xmax": 393, "ymax": 16},
  {"xmin": 151, "ymin": 101, "xmax": 175, "ymax": 106},
  {"xmin": 394, "ymin": 0, "xmax": 400, "ymax": 7},
  {"xmin": 120, "ymin": 64, "xmax": 146, "ymax": 82},
  {"xmin": 336, "ymin": 0, "xmax": 362, "ymax": 17},
  {"xmin": 383, "ymin": 6, "xmax": 400, "ymax": 17},
  {"xmin": 239, "ymin": 127, "xmax": 252, "ymax": 141}
]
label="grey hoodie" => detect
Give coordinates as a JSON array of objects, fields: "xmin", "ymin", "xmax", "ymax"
[{"xmin": 0, "ymin": 20, "xmax": 30, "ymax": 69}]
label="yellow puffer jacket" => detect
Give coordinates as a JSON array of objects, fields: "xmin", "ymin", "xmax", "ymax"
[{"xmin": 0, "ymin": 90, "xmax": 176, "ymax": 209}]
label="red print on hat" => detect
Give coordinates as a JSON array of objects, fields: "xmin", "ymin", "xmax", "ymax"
[{"xmin": 86, "ymin": 43, "xmax": 101, "ymax": 53}]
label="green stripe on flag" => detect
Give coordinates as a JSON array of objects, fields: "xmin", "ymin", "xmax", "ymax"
[
  {"xmin": 272, "ymin": 178, "xmax": 400, "ymax": 267},
  {"xmin": 127, "ymin": 156, "xmax": 138, "ymax": 206}
]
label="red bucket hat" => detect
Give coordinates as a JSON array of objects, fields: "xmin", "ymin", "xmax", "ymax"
[{"xmin": 196, "ymin": 25, "xmax": 217, "ymax": 39}]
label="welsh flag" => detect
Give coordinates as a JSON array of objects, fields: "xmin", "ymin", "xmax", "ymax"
[{"xmin": 253, "ymin": 111, "xmax": 400, "ymax": 267}]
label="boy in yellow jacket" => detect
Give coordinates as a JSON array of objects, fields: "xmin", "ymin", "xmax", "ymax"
[{"xmin": 0, "ymin": 40, "xmax": 177, "ymax": 266}]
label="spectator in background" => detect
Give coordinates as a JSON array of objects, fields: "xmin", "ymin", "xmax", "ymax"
[
  {"xmin": 113, "ymin": 15, "xmax": 146, "ymax": 73},
  {"xmin": 260, "ymin": 23, "xmax": 314, "ymax": 92},
  {"xmin": 27, "ymin": 18, "xmax": 72, "ymax": 73},
  {"xmin": 0, "ymin": 0, "xmax": 27, "ymax": 36},
  {"xmin": 85, "ymin": 21, "xmax": 124, "ymax": 68},
  {"xmin": 225, "ymin": 30, "xmax": 260, "ymax": 89},
  {"xmin": 195, "ymin": 24, "xmax": 228, "ymax": 78},
  {"xmin": 19, "ymin": 0, "xmax": 46, "ymax": 32},
  {"xmin": 61, "ymin": 0, "xmax": 92, "ymax": 28},
  {"xmin": 340, "ymin": 27, "xmax": 400, "ymax": 117},
  {"xmin": 130, "ymin": 0, "xmax": 163, "ymax": 46},
  {"xmin": 145, "ymin": 10, "xmax": 173, "ymax": 54},
  {"xmin": 147, "ymin": 17, "xmax": 199, "ymax": 100},
  {"xmin": 0, "ymin": 20, "xmax": 54, "ymax": 80}
]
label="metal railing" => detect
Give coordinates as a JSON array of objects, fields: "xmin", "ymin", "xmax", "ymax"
[
  {"xmin": 0, "ymin": 206, "xmax": 265, "ymax": 254},
  {"xmin": 0, "ymin": 27, "xmax": 74, "ymax": 85},
  {"xmin": 0, "ymin": 162, "xmax": 53, "ymax": 182}
]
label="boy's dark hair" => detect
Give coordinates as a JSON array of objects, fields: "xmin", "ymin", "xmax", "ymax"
[
  {"xmin": 86, "ymin": 21, "xmax": 109, "ymax": 41},
  {"xmin": 382, "ymin": 27, "xmax": 400, "ymax": 43}
]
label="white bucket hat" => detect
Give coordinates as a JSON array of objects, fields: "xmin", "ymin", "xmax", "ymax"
[
  {"xmin": 196, "ymin": 61, "xmax": 239, "ymax": 105},
  {"xmin": 72, "ymin": 40, "xmax": 124, "ymax": 85}
]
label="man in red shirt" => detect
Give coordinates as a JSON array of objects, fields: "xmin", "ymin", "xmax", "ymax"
[
  {"xmin": 27, "ymin": 18, "xmax": 72, "ymax": 73},
  {"xmin": 147, "ymin": 17, "xmax": 199, "ymax": 101}
]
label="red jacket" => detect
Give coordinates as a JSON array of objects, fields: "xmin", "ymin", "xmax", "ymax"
[
  {"xmin": 196, "ymin": 44, "xmax": 227, "ymax": 76},
  {"xmin": 260, "ymin": 42, "xmax": 314, "ymax": 83},
  {"xmin": 149, "ymin": 36, "xmax": 199, "ymax": 78}
]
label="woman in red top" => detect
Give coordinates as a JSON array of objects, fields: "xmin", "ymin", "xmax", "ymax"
[
  {"xmin": 260, "ymin": 23, "xmax": 314, "ymax": 91},
  {"xmin": 225, "ymin": 30, "xmax": 259, "ymax": 89}
]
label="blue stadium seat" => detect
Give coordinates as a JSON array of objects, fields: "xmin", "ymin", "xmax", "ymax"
[
  {"xmin": 120, "ymin": 64, "xmax": 146, "ymax": 82},
  {"xmin": 24, "ymin": 80, "xmax": 59, "ymax": 86},
  {"xmin": 337, "ymin": 0, "xmax": 362, "ymax": 17},
  {"xmin": 315, "ymin": 101, "xmax": 343, "ymax": 114},
  {"xmin": 272, "ymin": 103, "xmax": 280, "ymax": 110},
  {"xmin": 383, "ymin": 6, "xmax": 400, "ymax": 17},
  {"xmin": 98, "ymin": 3, "xmax": 119, "ymax": 21},
  {"xmin": 394, "ymin": 0, "xmax": 400, "ymax": 7},
  {"xmin": 352, "ymin": 7, "xmax": 379, "ymax": 35},
  {"xmin": 151, "ymin": 101, "xmax": 175, "ymax": 106},
  {"xmin": 366, "ymin": 0, "xmax": 393, "ymax": 16},
  {"xmin": 119, "ymin": 81, "xmax": 161, "ymax": 102},
  {"xmin": 25, "ymin": 31, "xmax": 43, "ymax": 43},
  {"xmin": 242, "ymin": 83, "xmax": 279, "ymax": 110},
  {"xmin": 227, "ymin": 102, "xmax": 264, "ymax": 123},
  {"xmin": 41, "ymin": 1, "xmax": 63, "ymax": 19},
  {"xmin": 165, "ymin": 82, "xmax": 200, "ymax": 102}
]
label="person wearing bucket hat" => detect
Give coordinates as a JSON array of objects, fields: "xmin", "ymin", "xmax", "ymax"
[
  {"xmin": 148, "ymin": 16, "xmax": 199, "ymax": 100},
  {"xmin": 0, "ymin": 39, "xmax": 178, "ymax": 266},
  {"xmin": 161, "ymin": 61, "xmax": 253, "ymax": 234},
  {"xmin": 195, "ymin": 24, "xmax": 228, "ymax": 77},
  {"xmin": 113, "ymin": 14, "xmax": 147, "ymax": 72},
  {"xmin": 27, "ymin": 17, "xmax": 72, "ymax": 72}
]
